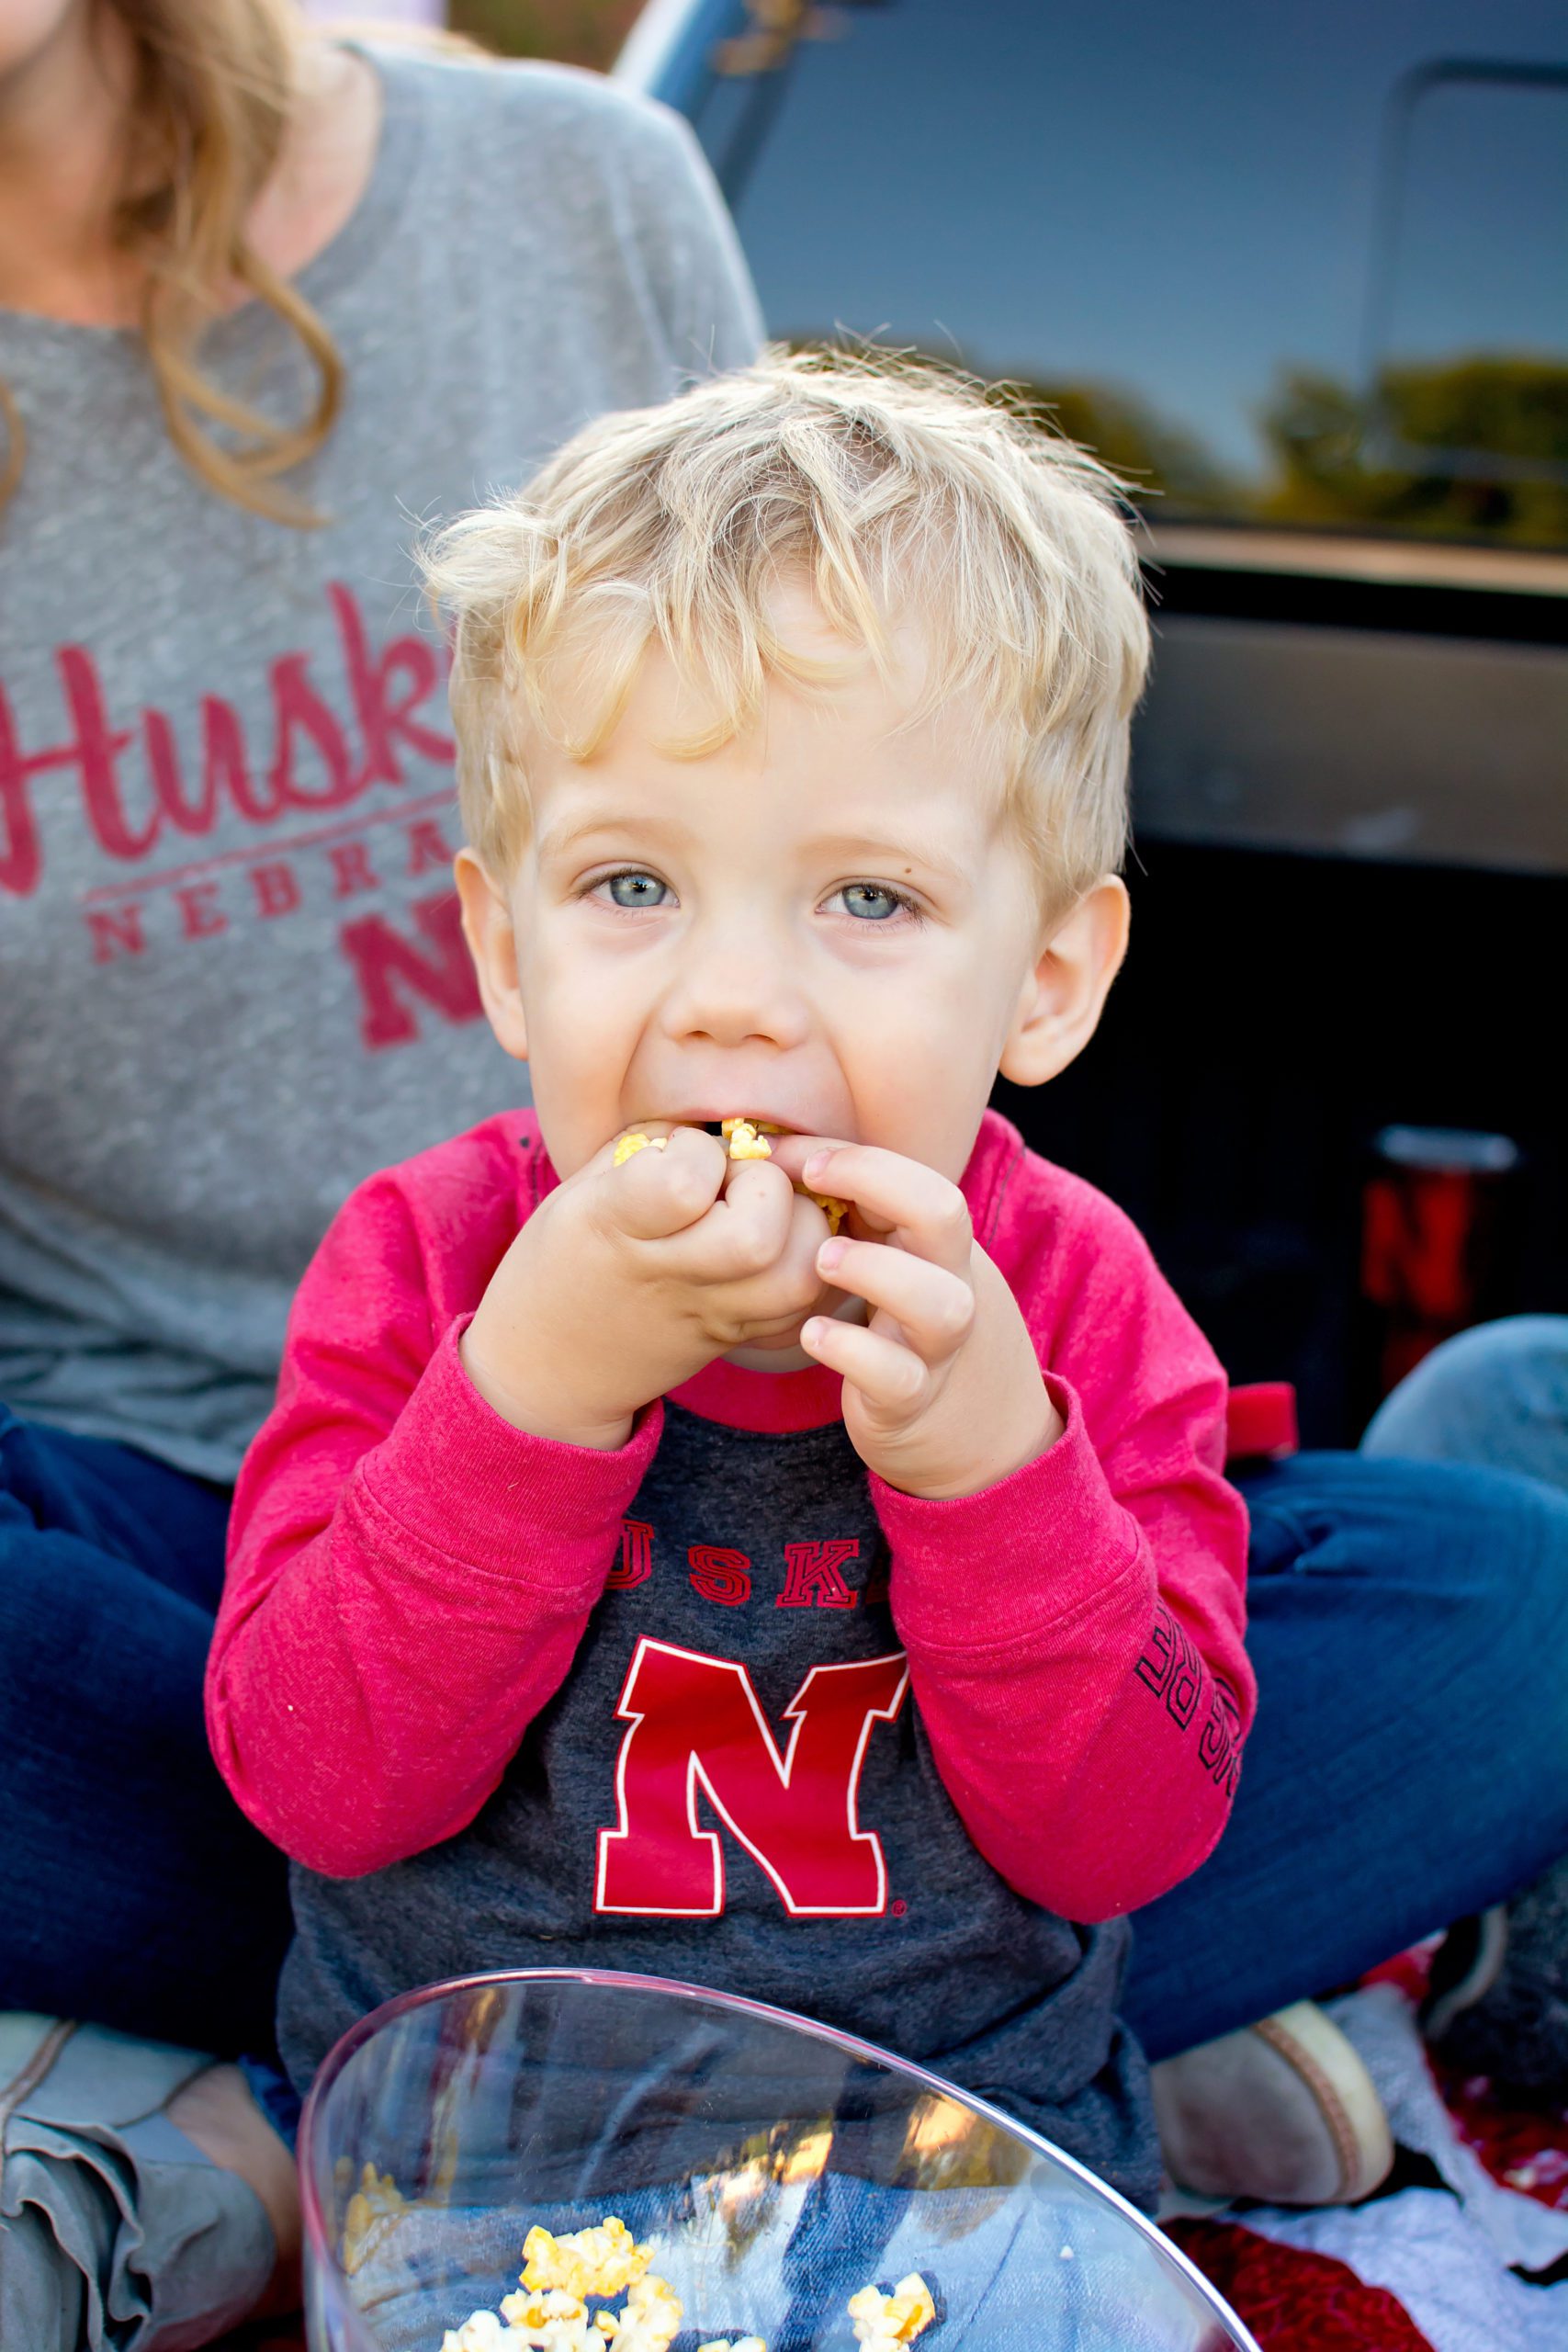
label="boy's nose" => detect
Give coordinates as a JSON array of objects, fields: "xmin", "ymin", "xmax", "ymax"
[{"xmin": 658, "ymin": 924, "xmax": 812, "ymax": 1052}]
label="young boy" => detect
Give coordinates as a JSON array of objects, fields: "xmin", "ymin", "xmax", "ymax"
[{"xmin": 207, "ymin": 350, "xmax": 1253, "ymax": 2212}]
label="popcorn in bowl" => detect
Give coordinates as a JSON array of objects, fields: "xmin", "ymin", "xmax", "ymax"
[
  {"xmin": 517, "ymin": 2219, "xmax": 652, "ymax": 2300},
  {"xmin": 441, "ymin": 2317, "xmax": 529, "ymax": 2352},
  {"xmin": 849, "ymin": 2272, "xmax": 940, "ymax": 2346},
  {"xmin": 436, "ymin": 2214, "xmax": 932, "ymax": 2352},
  {"xmin": 498, "ymin": 2290, "xmax": 595, "ymax": 2350},
  {"xmin": 592, "ymin": 2271, "xmax": 683, "ymax": 2349}
]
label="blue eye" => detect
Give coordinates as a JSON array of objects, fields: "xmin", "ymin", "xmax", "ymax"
[
  {"xmin": 838, "ymin": 883, "xmax": 907, "ymax": 922},
  {"xmin": 604, "ymin": 871, "xmax": 669, "ymax": 909}
]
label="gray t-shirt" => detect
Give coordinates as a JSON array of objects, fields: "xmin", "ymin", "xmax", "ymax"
[{"xmin": 0, "ymin": 46, "xmax": 760, "ymax": 1480}]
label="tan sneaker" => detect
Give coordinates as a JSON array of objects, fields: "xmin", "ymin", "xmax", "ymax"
[{"xmin": 1151, "ymin": 1999, "xmax": 1394, "ymax": 2207}]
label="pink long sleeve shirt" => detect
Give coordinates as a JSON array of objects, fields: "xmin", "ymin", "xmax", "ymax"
[{"xmin": 209, "ymin": 1108, "xmax": 1253, "ymax": 2203}]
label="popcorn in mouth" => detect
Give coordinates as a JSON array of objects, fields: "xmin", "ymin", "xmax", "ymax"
[
  {"xmin": 721, "ymin": 1115, "xmax": 774, "ymax": 1160},
  {"xmin": 611, "ymin": 1131, "xmax": 666, "ymax": 1167},
  {"xmin": 612, "ymin": 1119, "xmax": 846, "ymax": 1236}
]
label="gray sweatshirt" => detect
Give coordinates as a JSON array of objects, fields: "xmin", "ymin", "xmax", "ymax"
[{"xmin": 0, "ymin": 45, "xmax": 760, "ymax": 1479}]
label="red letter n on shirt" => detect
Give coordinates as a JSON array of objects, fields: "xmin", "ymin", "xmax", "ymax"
[{"xmin": 595, "ymin": 1639, "xmax": 908, "ymax": 1917}]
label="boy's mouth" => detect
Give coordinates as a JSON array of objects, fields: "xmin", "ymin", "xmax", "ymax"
[
  {"xmin": 661, "ymin": 1114, "xmax": 800, "ymax": 1140},
  {"xmin": 620, "ymin": 1115, "xmax": 848, "ymax": 1231}
]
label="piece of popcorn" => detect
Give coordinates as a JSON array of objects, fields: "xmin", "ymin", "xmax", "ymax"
[
  {"xmin": 520, "ymin": 2218, "xmax": 653, "ymax": 2301},
  {"xmin": 695, "ymin": 2339, "xmax": 767, "ymax": 2351},
  {"xmin": 847, "ymin": 2272, "xmax": 936, "ymax": 2346},
  {"xmin": 804, "ymin": 1187, "xmax": 847, "ymax": 1236},
  {"xmin": 441, "ymin": 2312, "xmax": 525, "ymax": 2352},
  {"xmin": 500, "ymin": 2288, "xmax": 598, "ymax": 2351},
  {"xmin": 720, "ymin": 1116, "xmax": 849, "ymax": 1231},
  {"xmin": 721, "ymin": 1116, "xmax": 773, "ymax": 1160},
  {"xmin": 501, "ymin": 2292, "xmax": 581, "ymax": 2325},
  {"xmin": 612, "ymin": 1132, "xmax": 667, "ymax": 1167},
  {"xmin": 595, "ymin": 2272, "xmax": 682, "ymax": 2352},
  {"xmin": 342, "ymin": 2161, "xmax": 408, "ymax": 2274}
]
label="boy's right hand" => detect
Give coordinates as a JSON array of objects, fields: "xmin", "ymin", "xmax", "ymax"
[{"xmin": 459, "ymin": 1125, "xmax": 828, "ymax": 1449}]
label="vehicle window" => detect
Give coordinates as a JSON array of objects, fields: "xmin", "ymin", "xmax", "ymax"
[
  {"xmin": 1365, "ymin": 65, "xmax": 1567, "ymax": 528},
  {"xmin": 688, "ymin": 0, "xmax": 1568, "ymax": 551}
]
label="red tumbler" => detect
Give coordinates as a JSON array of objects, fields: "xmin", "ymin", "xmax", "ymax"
[{"xmin": 1360, "ymin": 1124, "xmax": 1522, "ymax": 1403}]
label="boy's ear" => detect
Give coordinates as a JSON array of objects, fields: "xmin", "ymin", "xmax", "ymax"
[
  {"xmin": 998, "ymin": 876, "xmax": 1130, "ymax": 1089},
  {"xmin": 455, "ymin": 848, "xmax": 529, "ymax": 1064}
]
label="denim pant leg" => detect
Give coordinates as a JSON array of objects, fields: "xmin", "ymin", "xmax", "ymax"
[
  {"xmin": 1362, "ymin": 1315, "xmax": 1568, "ymax": 1492},
  {"xmin": 0, "ymin": 1408, "xmax": 290, "ymax": 2055},
  {"xmin": 1121, "ymin": 1450, "xmax": 1568, "ymax": 2062}
]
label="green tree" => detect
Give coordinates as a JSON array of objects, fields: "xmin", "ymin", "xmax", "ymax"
[
  {"xmin": 1010, "ymin": 378, "xmax": 1233, "ymax": 515},
  {"xmin": 447, "ymin": 0, "xmax": 641, "ymax": 69},
  {"xmin": 1259, "ymin": 356, "xmax": 1568, "ymax": 546}
]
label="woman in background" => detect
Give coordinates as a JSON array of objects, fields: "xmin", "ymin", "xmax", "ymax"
[{"xmin": 0, "ymin": 2, "xmax": 757, "ymax": 2340}]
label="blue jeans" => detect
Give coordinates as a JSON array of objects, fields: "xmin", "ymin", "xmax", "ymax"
[
  {"xmin": 0, "ymin": 1408, "xmax": 290, "ymax": 2056},
  {"xmin": 3, "ymin": 1404, "xmax": 1567, "ymax": 2074},
  {"xmin": 1122, "ymin": 1446, "xmax": 1568, "ymax": 2056},
  {"xmin": 1360, "ymin": 1314, "xmax": 1568, "ymax": 1491}
]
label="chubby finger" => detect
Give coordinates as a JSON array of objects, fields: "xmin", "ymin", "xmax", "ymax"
[
  {"xmin": 815, "ymin": 1236, "xmax": 974, "ymax": 1363},
  {"xmin": 600, "ymin": 1122, "xmax": 726, "ymax": 1239},
  {"xmin": 762, "ymin": 1132, "xmax": 852, "ymax": 1189},
  {"xmin": 799, "ymin": 1313, "xmax": 930, "ymax": 1416},
  {"xmin": 785, "ymin": 1141, "xmax": 972, "ymax": 1272},
  {"xmin": 667, "ymin": 1151, "xmax": 797, "ymax": 1281}
]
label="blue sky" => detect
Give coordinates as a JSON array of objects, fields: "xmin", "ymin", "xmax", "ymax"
[{"xmin": 705, "ymin": 0, "xmax": 1566, "ymax": 480}]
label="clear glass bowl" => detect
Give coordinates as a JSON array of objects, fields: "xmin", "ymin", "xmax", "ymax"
[{"xmin": 299, "ymin": 1969, "xmax": 1257, "ymax": 2352}]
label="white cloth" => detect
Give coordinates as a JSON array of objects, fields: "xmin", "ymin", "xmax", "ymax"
[{"xmin": 1231, "ymin": 1985, "xmax": 1568, "ymax": 2352}]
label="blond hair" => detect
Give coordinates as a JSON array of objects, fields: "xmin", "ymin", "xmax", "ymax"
[
  {"xmin": 1, "ymin": 0, "xmax": 341, "ymax": 526},
  {"xmin": 423, "ymin": 347, "xmax": 1150, "ymax": 910}
]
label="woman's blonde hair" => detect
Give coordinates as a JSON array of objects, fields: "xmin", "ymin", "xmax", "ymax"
[
  {"xmin": 1, "ymin": 0, "xmax": 342, "ymax": 524},
  {"xmin": 423, "ymin": 346, "xmax": 1151, "ymax": 910}
]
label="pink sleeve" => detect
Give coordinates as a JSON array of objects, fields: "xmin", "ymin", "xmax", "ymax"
[
  {"xmin": 205, "ymin": 1171, "xmax": 660, "ymax": 1878},
  {"xmin": 873, "ymin": 1168, "xmax": 1253, "ymax": 1924}
]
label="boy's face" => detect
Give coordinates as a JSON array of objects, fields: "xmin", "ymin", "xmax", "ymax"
[{"xmin": 460, "ymin": 593, "xmax": 1122, "ymax": 1191}]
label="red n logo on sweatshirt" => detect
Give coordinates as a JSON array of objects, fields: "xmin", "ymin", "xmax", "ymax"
[{"xmin": 595, "ymin": 1639, "xmax": 909, "ymax": 1917}]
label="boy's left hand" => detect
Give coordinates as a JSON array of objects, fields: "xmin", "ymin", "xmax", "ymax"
[{"xmin": 774, "ymin": 1139, "xmax": 1064, "ymax": 1500}]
